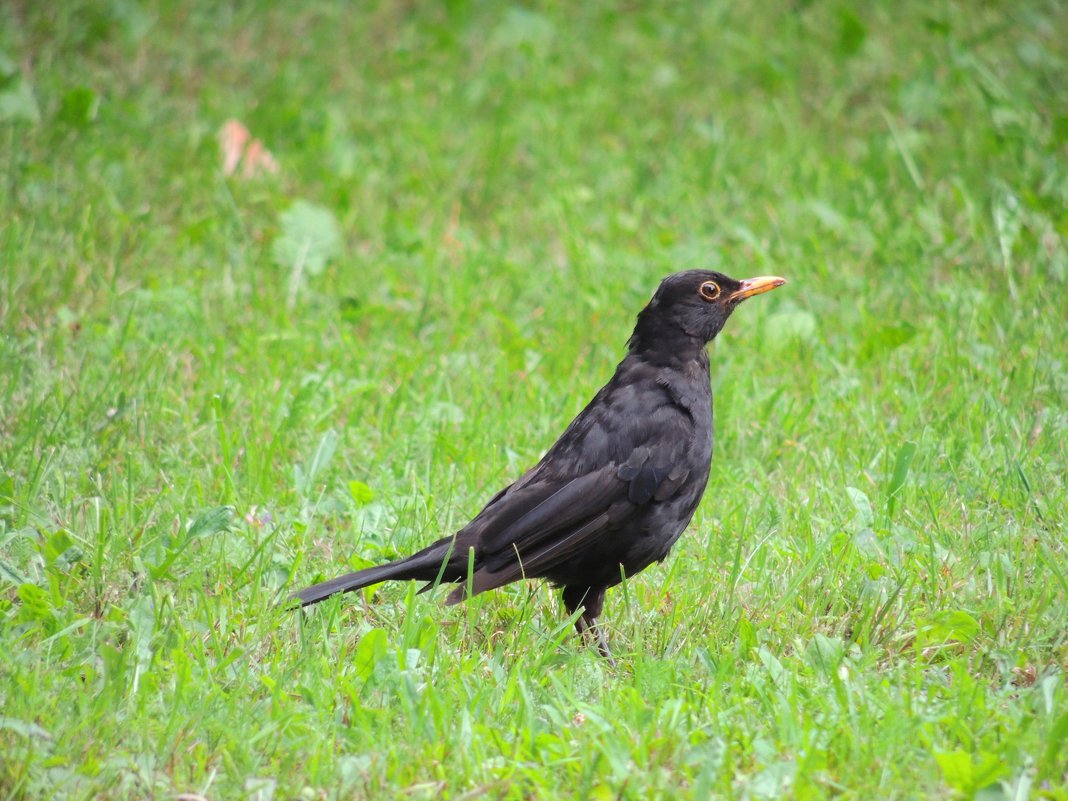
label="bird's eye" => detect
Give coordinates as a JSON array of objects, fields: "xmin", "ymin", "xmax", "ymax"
[{"xmin": 698, "ymin": 281, "xmax": 721, "ymax": 301}]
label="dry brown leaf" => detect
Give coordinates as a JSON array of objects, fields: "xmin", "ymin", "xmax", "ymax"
[
  {"xmin": 219, "ymin": 118, "xmax": 278, "ymax": 178},
  {"xmin": 242, "ymin": 138, "xmax": 279, "ymax": 177}
]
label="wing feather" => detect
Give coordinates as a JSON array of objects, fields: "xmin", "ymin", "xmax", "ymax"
[
  {"xmin": 478, "ymin": 465, "xmax": 620, "ymax": 556},
  {"xmin": 448, "ymin": 510, "xmax": 614, "ymax": 603},
  {"xmin": 441, "ymin": 373, "xmax": 700, "ymax": 602}
]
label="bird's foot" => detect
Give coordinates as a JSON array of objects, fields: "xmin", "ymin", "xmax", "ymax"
[{"xmin": 577, "ymin": 617, "xmax": 617, "ymax": 667}]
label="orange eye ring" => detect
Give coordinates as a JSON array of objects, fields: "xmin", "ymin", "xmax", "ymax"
[{"xmin": 698, "ymin": 281, "xmax": 721, "ymax": 301}]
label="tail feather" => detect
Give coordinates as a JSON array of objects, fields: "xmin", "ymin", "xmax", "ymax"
[
  {"xmin": 286, "ymin": 538, "xmax": 460, "ymax": 608},
  {"xmin": 287, "ymin": 561, "xmax": 411, "ymax": 607}
]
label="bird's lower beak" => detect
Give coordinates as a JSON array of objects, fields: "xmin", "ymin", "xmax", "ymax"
[{"xmin": 729, "ymin": 276, "xmax": 787, "ymax": 302}]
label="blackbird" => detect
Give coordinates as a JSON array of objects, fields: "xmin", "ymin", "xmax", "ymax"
[{"xmin": 289, "ymin": 270, "xmax": 785, "ymax": 660}]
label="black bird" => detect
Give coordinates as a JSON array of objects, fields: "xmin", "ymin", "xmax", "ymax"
[{"xmin": 290, "ymin": 270, "xmax": 785, "ymax": 659}]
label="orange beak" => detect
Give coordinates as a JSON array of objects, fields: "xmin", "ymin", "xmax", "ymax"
[{"xmin": 729, "ymin": 276, "xmax": 787, "ymax": 302}]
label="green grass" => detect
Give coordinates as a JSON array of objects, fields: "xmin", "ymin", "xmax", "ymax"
[{"xmin": 2, "ymin": 0, "xmax": 1066, "ymax": 798}]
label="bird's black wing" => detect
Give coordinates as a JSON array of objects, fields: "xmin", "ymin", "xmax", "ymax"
[{"xmin": 445, "ymin": 365, "xmax": 696, "ymax": 602}]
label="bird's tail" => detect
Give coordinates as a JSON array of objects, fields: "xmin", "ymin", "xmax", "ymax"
[{"xmin": 286, "ymin": 538, "xmax": 458, "ymax": 608}]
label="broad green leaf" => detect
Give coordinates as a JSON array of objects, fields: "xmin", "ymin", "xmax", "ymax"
[
  {"xmin": 17, "ymin": 583, "xmax": 52, "ymax": 621},
  {"xmin": 887, "ymin": 441, "xmax": 917, "ymax": 520},
  {"xmin": 348, "ymin": 480, "xmax": 374, "ymax": 506},
  {"xmin": 846, "ymin": 487, "xmax": 874, "ymax": 528},
  {"xmin": 805, "ymin": 634, "xmax": 845, "ymax": 675},
  {"xmin": 307, "ymin": 429, "xmax": 338, "ymax": 484},
  {"xmin": 187, "ymin": 506, "xmax": 235, "ymax": 540},
  {"xmin": 859, "ymin": 322, "xmax": 918, "ymax": 361},
  {"xmin": 935, "ymin": 749, "xmax": 973, "ymax": 791},
  {"xmin": 0, "ymin": 51, "xmax": 39, "ymax": 123},
  {"xmin": 58, "ymin": 86, "xmax": 99, "ymax": 128},
  {"xmin": 0, "ymin": 716, "xmax": 52, "ymax": 740},
  {"xmin": 297, "ymin": 429, "xmax": 338, "ymax": 496},
  {"xmin": 0, "ymin": 558, "xmax": 28, "ymax": 585},
  {"xmin": 272, "ymin": 200, "xmax": 342, "ymax": 277},
  {"xmin": 837, "ymin": 10, "xmax": 868, "ymax": 57},
  {"xmin": 353, "ymin": 628, "xmax": 388, "ymax": 683},
  {"xmin": 926, "ymin": 610, "xmax": 981, "ymax": 644}
]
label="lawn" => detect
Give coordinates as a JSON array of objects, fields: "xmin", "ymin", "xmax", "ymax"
[{"xmin": 1, "ymin": 1, "xmax": 1066, "ymax": 798}]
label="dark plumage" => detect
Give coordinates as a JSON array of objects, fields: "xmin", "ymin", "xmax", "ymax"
[{"xmin": 289, "ymin": 270, "xmax": 785, "ymax": 660}]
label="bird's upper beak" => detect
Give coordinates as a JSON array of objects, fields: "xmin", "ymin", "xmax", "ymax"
[{"xmin": 729, "ymin": 276, "xmax": 787, "ymax": 302}]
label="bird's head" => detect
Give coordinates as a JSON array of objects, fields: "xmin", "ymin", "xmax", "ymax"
[{"xmin": 628, "ymin": 270, "xmax": 786, "ymax": 357}]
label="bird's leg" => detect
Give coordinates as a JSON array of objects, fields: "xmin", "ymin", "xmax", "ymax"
[
  {"xmin": 577, "ymin": 615, "xmax": 615, "ymax": 665},
  {"xmin": 562, "ymin": 586, "xmax": 615, "ymax": 666}
]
